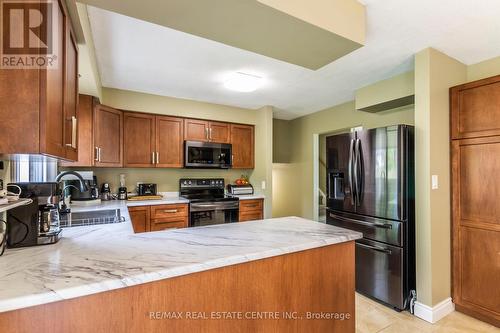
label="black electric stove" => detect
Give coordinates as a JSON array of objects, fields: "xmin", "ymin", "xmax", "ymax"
[{"xmin": 180, "ymin": 178, "xmax": 239, "ymax": 227}]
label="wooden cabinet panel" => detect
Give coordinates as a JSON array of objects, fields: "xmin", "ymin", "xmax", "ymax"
[
  {"xmin": 451, "ymin": 136, "xmax": 500, "ymax": 326},
  {"xmin": 150, "ymin": 204, "xmax": 188, "ymax": 220},
  {"xmin": 128, "ymin": 206, "xmax": 150, "ymax": 233},
  {"xmin": 208, "ymin": 121, "xmax": 230, "ymax": 143},
  {"xmin": 231, "ymin": 124, "xmax": 254, "ymax": 169},
  {"xmin": 150, "ymin": 218, "xmax": 188, "ymax": 231},
  {"xmin": 239, "ymin": 199, "xmax": 263, "ymax": 222},
  {"xmin": 451, "ymin": 75, "xmax": 500, "ymax": 139},
  {"xmin": 184, "ymin": 119, "xmax": 208, "ymax": 141},
  {"xmin": 459, "ymin": 227, "xmax": 500, "ymax": 313},
  {"xmin": 156, "ymin": 116, "xmax": 183, "ymax": 168},
  {"xmin": 64, "ymin": 26, "xmax": 79, "ymax": 161},
  {"xmin": 40, "ymin": 0, "xmax": 66, "ymax": 158},
  {"xmin": 94, "ymin": 105, "xmax": 123, "ymax": 167},
  {"xmin": 60, "ymin": 95, "xmax": 95, "ymax": 167},
  {"xmin": 124, "ymin": 112, "xmax": 155, "ymax": 167}
]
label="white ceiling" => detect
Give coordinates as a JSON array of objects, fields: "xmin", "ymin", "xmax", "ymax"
[{"xmin": 87, "ymin": 0, "xmax": 500, "ymax": 120}]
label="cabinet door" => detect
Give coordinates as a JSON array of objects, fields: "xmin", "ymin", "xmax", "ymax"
[
  {"xmin": 94, "ymin": 105, "xmax": 123, "ymax": 167},
  {"xmin": 230, "ymin": 124, "xmax": 254, "ymax": 169},
  {"xmin": 39, "ymin": 0, "xmax": 66, "ymax": 158},
  {"xmin": 209, "ymin": 121, "xmax": 230, "ymax": 143},
  {"xmin": 128, "ymin": 206, "xmax": 150, "ymax": 233},
  {"xmin": 59, "ymin": 95, "xmax": 94, "ymax": 167},
  {"xmin": 451, "ymin": 75, "xmax": 500, "ymax": 139},
  {"xmin": 184, "ymin": 119, "xmax": 208, "ymax": 141},
  {"xmin": 63, "ymin": 25, "xmax": 78, "ymax": 161},
  {"xmin": 156, "ymin": 116, "xmax": 184, "ymax": 168},
  {"xmin": 451, "ymin": 136, "xmax": 500, "ymax": 325},
  {"xmin": 123, "ymin": 112, "xmax": 155, "ymax": 167}
]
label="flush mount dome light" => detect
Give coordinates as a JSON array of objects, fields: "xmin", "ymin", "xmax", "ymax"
[{"xmin": 224, "ymin": 72, "xmax": 264, "ymax": 92}]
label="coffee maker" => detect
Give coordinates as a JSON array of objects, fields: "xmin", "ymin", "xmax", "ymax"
[{"xmin": 6, "ymin": 182, "xmax": 62, "ymax": 248}]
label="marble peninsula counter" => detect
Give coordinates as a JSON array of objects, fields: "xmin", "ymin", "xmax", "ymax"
[{"xmin": 0, "ymin": 201, "xmax": 361, "ymax": 332}]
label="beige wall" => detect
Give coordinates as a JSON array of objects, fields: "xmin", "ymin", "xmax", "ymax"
[
  {"xmin": 272, "ymin": 101, "xmax": 414, "ymax": 218},
  {"xmin": 73, "ymin": 88, "xmax": 273, "ymax": 217},
  {"xmin": 272, "ymin": 119, "xmax": 292, "ymax": 163},
  {"xmin": 414, "ymin": 48, "xmax": 467, "ymax": 307},
  {"xmin": 466, "ymin": 55, "xmax": 500, "ymax": 82}
]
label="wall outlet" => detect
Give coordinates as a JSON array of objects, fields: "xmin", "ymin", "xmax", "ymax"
[{"xmin": 431, "ymin": 175, "xmax": 439, "ymax": 190}]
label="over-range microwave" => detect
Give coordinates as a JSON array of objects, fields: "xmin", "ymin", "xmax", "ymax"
[{"xmin": 184, "ymin": 141, "xmax": 232, "ymax": 169}]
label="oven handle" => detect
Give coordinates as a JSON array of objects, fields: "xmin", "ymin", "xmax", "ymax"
[{"xmin": 190, "ymin": 203, "xmax": 239, "ymax": 211}]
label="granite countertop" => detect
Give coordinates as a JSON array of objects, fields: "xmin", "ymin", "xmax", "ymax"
[{"xmin": 0, "ymin": 200, "xmax": 361, "ymax": 313}]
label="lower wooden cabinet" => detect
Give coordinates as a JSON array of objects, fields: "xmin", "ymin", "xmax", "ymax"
[
  {"xmin": 128, "ymin": 204, "xmax": 188, "ymax": 233},
  {"xmin": 239, "ymin": 199, "xmax": 264, "ymax": 222}
]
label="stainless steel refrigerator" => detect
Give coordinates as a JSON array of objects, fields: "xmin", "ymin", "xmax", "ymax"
[{"xmin": 326, "ymin": 124, "xmax": 415, "ymax": 311}]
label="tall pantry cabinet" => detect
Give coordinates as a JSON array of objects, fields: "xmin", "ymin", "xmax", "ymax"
[{"xmin": 450, "ymin": 75, "xmax": 500, "ymax": 327}]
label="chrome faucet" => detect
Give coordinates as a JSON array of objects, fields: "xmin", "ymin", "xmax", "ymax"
[{"xmin": 55, "ymin": 171, "xmax": 89, "ymax": 214}]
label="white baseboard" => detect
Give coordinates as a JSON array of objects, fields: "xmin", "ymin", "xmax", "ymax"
[{"xmin": 414, "ymin": 297, "xmax": 455, "ymax": 323}]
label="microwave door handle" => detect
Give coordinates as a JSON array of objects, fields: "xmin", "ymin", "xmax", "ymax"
[{"xmin": 348, "ymin": 139, "xmax": 355, "ymax": 205}]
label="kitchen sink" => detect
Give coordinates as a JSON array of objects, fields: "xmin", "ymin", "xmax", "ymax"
[{"xmin": 60, "ymin": 209, "xmax": 124, "ymax": 228}]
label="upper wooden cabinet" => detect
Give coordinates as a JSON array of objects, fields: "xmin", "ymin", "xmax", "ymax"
[
  {"xmin": 156, "ymin": 116, "xmax": 184, "ymax": 168},
  {"xmin": 0, "ymin": 0, "xmax": 78, "ymax": 160},
  {"xmin": 124, "ymin": 112, "xmax": 156, "ymax": 167},
  {"xmin": 184, "ymin": 119, "xmax": 230, "ymax": 143},
  {"xmin": 94, "ymin": 105, "xmax": 123, "ymax": 167},
  {"xmin": 124, "ymin": 114, "xmax": 183, "ymax": 168},
  {"xmin": 451, "ymin": 75, "xmax": 500, "ymax": 139},
  {"xmin": 231, "ymin": 124, "xmax": 254, "ymax": 169}
]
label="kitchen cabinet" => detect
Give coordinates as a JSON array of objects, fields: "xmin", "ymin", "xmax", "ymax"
[
  {"xmin": 239, "ymin": 199, "xmax": 264, "ymax": 222},
  {"xmin": 0, "ymin": 0, "xmax": 78, "ymax": 160},
  {"xmin": 123, "ymin": 112, "xmax": 156, "ymax": 167},
  {"xmin": 184, "ymin": 119, "xmax": 230, "ymax": 143},
  {"xmin": 231, "ymin": 124, "xmax": 255, "ymax": 169},
  {"xmin": 128, "ymin": 204, "xmax": 189, "ymax": 233},
  {"xmin": 450, "ymin": 75, "xmax": 500, "ymax": 327},
  {"xmin": 94, "ymin": 104, "xmax": 123, "ymax": 167},
  {"xmin": 60, "ymin": 95, "xmax": 96, "ymax": 167},
  {"xmin": 128, "ymin": 206, "xmax": 150, "ymax": 233},
  {"xmin": 124, "ymin": 114, "xmax": 183, "ymax": 168}
]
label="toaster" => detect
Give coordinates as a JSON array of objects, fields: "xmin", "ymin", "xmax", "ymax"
[
  {"xmin": 137, "ymin": 183, "xmax": 157, "ymax": 196},
  {"xmin": 227, "ymin": 184, "xmax": 254, "ymax": 195}
]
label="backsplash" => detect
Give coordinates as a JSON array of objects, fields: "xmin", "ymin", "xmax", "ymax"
[{"xmin": 60, "ymin": 167, "xmax": 254, "ymax": 194}]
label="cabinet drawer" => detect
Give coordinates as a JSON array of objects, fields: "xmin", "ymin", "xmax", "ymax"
[
  {"xmin": 150, "ymin": 217, "xmax": 188, "ymax": 231},
  {"xmin": 150, "ymin": 204, "xmax": 188, "ymax": 219},
  {"xmin": 239, "ymin": 211, "xmax": 263, "ymax": 222},
  {"xmin": 239, "ymin": 199, "xmax": 263, "ymax": 213}
]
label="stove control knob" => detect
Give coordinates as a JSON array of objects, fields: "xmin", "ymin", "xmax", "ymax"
[
  {"xmin": 183, "ymin": 181, "xmax": 187, "ymax": 185},
  {"xmin": 188, "ymin": 181, "xmax": 192, "ymax": 185}
]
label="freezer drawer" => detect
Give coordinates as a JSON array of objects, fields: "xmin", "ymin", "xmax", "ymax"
[
  {"xmin": 355, "ymin": 239, "xmax": 405, "ymax": 310},
  {"xmin": 327, "ymin": 210, "xmax": 404, "ymax": 247}
]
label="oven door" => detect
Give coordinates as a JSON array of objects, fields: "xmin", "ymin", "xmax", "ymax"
[{"xmin": 189, "ymin": 201, "xmax": 239, "ymax": 227}]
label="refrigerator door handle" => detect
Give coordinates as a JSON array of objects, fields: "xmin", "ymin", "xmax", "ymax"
[
  {"xmin": 356, "ymin": 242, "xmax": 393, "ymax": 255},
  {"xmin": 329, "ymin": 212, "xmax": 393, "ymax": 229},
  {"xmin": 348, "ymin": 139, "xmax": 355, "ymax": 205},
  {"xmin": 354, "ymin": 138, "xmax": 361, "ymax": 206}
]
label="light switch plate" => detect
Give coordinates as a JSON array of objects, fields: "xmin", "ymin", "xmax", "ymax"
[
  {"xmin": 261, "ymin": 181, "xmax": 266, "ymax": 190},
  {"xmin": 431, "ymin": 175, "xmax": 439, "ymax": 190}
]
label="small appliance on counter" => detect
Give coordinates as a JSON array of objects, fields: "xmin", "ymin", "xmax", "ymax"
[
  {"xmin": 118, "ymin": 174, "xmax": 127, "ymax": 200},
  {"xmin": 227, "ymin": 183, "xmax": 254, "ymax": 195},
  {"xmin": 137, "ymin": 183, "xmax": 157, "ymax": 196},
  {"xmin": 100, "ymin": 183, "xmax": 112, "ymax": 201},
  {"xmin": 6, "ymin": 182, "xmax": 62, "ymax": 248}
]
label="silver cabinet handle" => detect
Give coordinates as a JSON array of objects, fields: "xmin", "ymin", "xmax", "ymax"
[
  {"xmin": 163, "ymin": 209, "xmax": 178, "ymax": 213},
  {"xmin": 205, "ymin": 127, "xmax": 209, "ymax": 140},
  {"xmin": 95, "ymin": 147, "xmax": 99, "ymax": 162},
  {"xmin": 209, "ymin": 128, "xmax": 213, "ymax": 140},
  {"xmin": 66, "ymin": 116, "xmax": 77, "ymax": 148},
  {"xmin": 156, "ymin": 152, "xmax": 159, "ymax": 164},
  {"xmin": 98, "ymin": 147, "xmax": 102, "ymax": 162},
  {"xmin": 152, "ymin": 152, "xmax": 155, "ymax": 164},
  {"xmin": 356, "ymin": 242, "xmax": 392, "ymax": 255}
]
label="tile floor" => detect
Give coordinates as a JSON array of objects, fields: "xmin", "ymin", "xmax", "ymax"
[{"xmin": 356, "ymin": 293, "xmax": 499, "ymax": 333}]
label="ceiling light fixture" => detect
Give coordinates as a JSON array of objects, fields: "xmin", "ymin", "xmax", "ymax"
[{"xmin": 224, "ymin": 72, "xmax": 264, "ymax": 92}]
